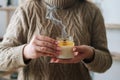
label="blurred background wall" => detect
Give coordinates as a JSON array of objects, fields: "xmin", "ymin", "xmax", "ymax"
[
  {"xmin": 92, "ymin": 0, "xmax": 120, "ymax": 80},
  {"xmin": 0, "ymin": 0, "xmax": 120, "ymax": 80},
  {"xmin": 93, "ymin": 0, "xmax": 120, "ymax": 24},
  {"xmin": 0, "ymin": 0, "xmax": 18, "ymax": 37}
]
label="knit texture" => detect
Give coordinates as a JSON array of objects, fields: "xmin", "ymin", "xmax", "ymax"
[
  {"xmin": 0, "ymin": 0, "xmax": 112, "ymax": 80},
  {"xmin": 45, "ymin": 0, "xmax": 76, "ymax": 8}
]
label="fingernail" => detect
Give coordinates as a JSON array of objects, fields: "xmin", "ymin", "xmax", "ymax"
[
  {"xmin": 55, "ymin": 41, "xmax": 58, "ymax": 44},
  {"xmin": 51, "ymin": 59, "xmax": 59, "ymax": 63},
  {"xmin": 50, "ymin": 60, "xmax": 53, "ymax": 63},
  {"xmin": 50, "ymin": 58, "xmax": 56, "ymax": 63},
  {"xmin": 57, "ymin": 47, "xmax": 61, "ymax": 51},
  {"xmin": 73, "ymin": 47, "xmax": 76, "ymax": 51}
]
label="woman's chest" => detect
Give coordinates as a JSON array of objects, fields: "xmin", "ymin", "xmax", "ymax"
[{"xmin": 28, "ymin": 9, "xmax": 91, "ymax": 46}]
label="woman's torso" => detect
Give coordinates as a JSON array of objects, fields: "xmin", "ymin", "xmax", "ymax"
[{"xmin": 18, "ymin": 0, "xmax": 95, "ymax": 80}]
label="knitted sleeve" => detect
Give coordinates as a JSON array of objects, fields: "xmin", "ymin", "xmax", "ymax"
[
  {"xmin": 0, "ymin": 6, "xmax": 29, "ymax": 71},
  {"xmin": 84, "ymin": 7, "xmax": 112, "ymax": 73}
]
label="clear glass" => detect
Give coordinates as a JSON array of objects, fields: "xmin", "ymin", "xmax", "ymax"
[{"xmin": 57, "ymin": 36, "xmax": 74, "ymax": 59}]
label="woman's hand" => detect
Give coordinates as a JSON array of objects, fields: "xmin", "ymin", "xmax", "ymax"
[
  {"xmin": 23, "ymin": 35, "xmax": 60, "ymax": 60},
  {"xmin": 50, "ymin": 45, "xmax": 94, "ymax": 63}
]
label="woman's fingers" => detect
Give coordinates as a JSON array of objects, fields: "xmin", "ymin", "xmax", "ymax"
[
  {"xmin": 23, "ymin": 35, "xmax": 60, "ymax": 60},
  {"xmin": 73, "ymin": 46, "xmax": 84, "ymax": 52},
  {"xmin": 50, "ymin": 49, "xmax": 88, "ymax": 63},
  {"xmin": 34, "ymin": 39, "xmax": 58, "ymax": 50},
  {"xmin": 50, "ymin": 53, "xmax": 84, "ymax": 63},
  {"xmin": 50, "ymin": 45, "xmax": 94, "ymax": 64},
  {"xmin": 36, "ymin": 35, "xmax": 57, "ymax": 44},
  {"xmin": 35, "ymin": 46, "xmax": 58, "ymax": 56}
]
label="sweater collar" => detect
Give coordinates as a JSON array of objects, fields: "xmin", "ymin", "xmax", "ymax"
[{"xmin": 44, "ymin": 0, "xmax": 76, "ymax": 9}]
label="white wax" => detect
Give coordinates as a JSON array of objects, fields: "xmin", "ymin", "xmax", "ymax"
[{"xmin": 58, "ymin": 46, "xmax": 74, "ymax": 59}]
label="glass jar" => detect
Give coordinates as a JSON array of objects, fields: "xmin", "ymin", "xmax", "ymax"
[{"xmin": 57, "ymin": 36, "xmax": 74, "ymax": 59}]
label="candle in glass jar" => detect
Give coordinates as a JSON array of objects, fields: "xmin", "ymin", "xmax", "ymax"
[{"xmin": 57, "ymin": 39, "xmax": 74, "ymax": 59}]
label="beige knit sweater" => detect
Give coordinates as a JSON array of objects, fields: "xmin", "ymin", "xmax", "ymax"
[{"xmin": 0, "ymin": 0, "xmax": 112, "ymax": 80}]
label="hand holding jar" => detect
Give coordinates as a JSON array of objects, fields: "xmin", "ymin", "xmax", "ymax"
[{"xmin": 23, "ymin": 35, "xmax": 60, "ymax": 60}]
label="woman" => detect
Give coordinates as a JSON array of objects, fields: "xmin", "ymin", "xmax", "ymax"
[{"xmin": 0, "ymin": 0, "xmax": 112, "ymax": 80}]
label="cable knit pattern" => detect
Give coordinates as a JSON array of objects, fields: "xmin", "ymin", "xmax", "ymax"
[
  {"xmin": 0, "ymin": 0, "xmax": 112, "ymax": 80},
  {"xmin": 44, "ymin": 0, "xmax": 76, "ymax": 8}
]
